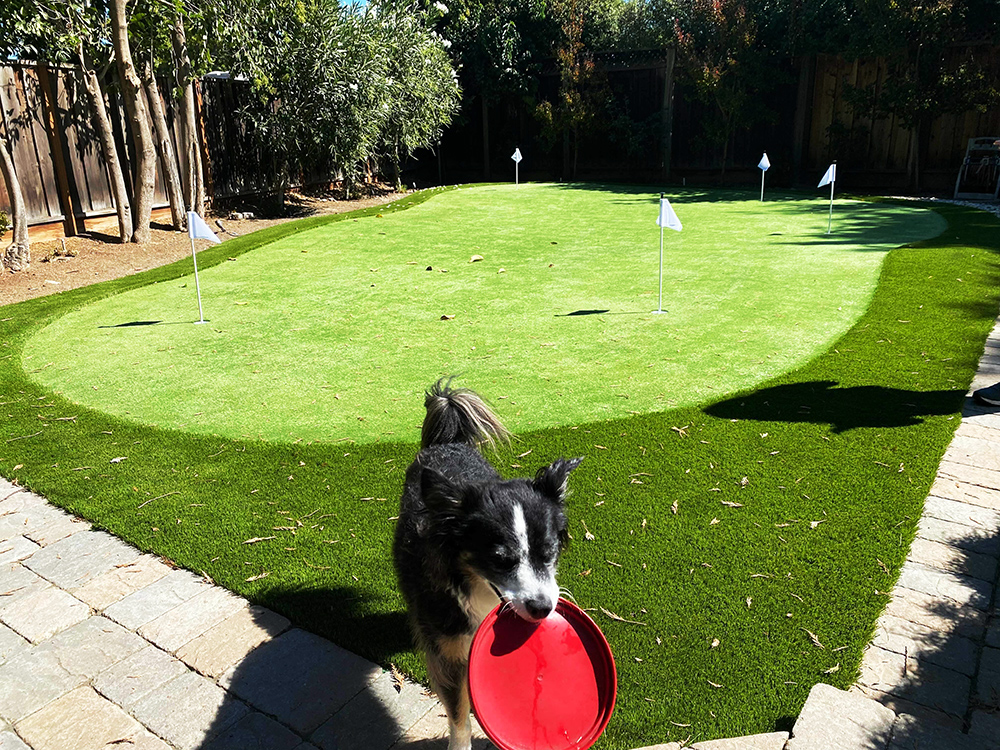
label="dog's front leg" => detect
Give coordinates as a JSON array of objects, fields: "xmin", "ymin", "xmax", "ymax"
[{"xmin": 427, "ymin": 638, "xmax": 474, "ymax": 750}]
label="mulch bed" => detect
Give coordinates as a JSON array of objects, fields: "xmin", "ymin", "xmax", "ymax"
[{"xmin": 0, "ymin": 189, "xmax": 402, "ymax": 307}]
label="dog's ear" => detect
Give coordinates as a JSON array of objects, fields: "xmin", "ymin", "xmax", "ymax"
[
  {"xmin": 533, "ymin": 457, "xmax": 584, "ymax": 504},
  {"xmin": 421, "ymin": 466, "xmax": 462, "ymax": 511}
]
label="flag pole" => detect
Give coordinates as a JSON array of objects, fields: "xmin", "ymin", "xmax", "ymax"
[
  {"xmin": 657, "ymin": 192, "xmax": 664, "ymax": 314},
  {"xmin": 760, "ymin": 170, "xmax": 765, "ymax": 202},
  {"xmin": 516, "ymin": 160, "xmax": 519, "ymax": 189},
  {"xmin": 190, "ymin": 235, "xmax": 206, "ymax": 324},
  {"xmin": 826, "ymin": 161, "xmax": 835, "ymax": 234}
]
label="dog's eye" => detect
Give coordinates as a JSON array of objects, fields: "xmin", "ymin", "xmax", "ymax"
[{"xmin": 490, "ymin": 549, "xmax": 517, "ymax": 570}]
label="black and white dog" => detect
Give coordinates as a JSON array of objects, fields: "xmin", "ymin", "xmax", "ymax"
[{"xmin": 393, "ymin": 380, "xmax": 583, "ymax": 750}]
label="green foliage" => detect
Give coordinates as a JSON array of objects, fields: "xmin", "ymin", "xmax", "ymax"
[
  {"xmin": 0, "ymin": 210, "xmax": 10, "ymax": 236},
  {"xmin": 672, "ymin": 0, "xmax": 780, "ymax": 175},
  {"xmin": 213, "ymin": 0, "xmax": 459, "ymax": 194}
]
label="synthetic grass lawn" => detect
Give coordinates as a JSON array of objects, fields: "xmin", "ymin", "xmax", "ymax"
[
  {"xmin": 23, "ymin": 183, "xmax": 944, "ymax": 444},
  {"xmin": 1, "ymin": 187, "xmax": 999, "ymax": 748}
]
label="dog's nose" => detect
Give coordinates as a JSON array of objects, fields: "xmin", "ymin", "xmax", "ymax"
[{"xmin": 524, "ymin": 597, "xmax": 554, "ymax": 620}]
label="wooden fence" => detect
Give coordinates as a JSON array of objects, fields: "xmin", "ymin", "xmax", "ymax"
[{"xmin": 0, "ymin": 63, "xmax": 275, "ymax": 238}]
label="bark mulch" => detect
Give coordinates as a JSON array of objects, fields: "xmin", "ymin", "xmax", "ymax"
[{"xmin": 0, "ymin": 189, "xmax": 401, "ymax": 307}]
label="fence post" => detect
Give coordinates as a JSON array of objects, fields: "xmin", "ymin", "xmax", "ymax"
[{"xmin": 37, "ymin": 64, "xmax": 80, "ymax": 237}]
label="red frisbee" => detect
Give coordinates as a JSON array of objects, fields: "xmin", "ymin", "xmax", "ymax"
[{"xmin": 468, "ymin": 598, "xmax": 617, "ymax": 750}]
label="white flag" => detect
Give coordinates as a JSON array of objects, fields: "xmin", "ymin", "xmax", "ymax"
[
  {"xmin": 656, "ymin": 197, "xmax": 682, "ymax": 231},
  {"xmin": 817, "ymin": 164, "xmax": 836, "ymax": 188},
  {"xmin": 188, "ymin": 211, "xmax": 221, "ymax": 244},
  {"xmin": 758, "ymin": 153, "xmax": 770, "ymax": 171},
  {"xmin": 511, "ymin": 148, "xmax": 523, "ymax": 164}
]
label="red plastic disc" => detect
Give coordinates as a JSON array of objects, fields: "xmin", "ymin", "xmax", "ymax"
[{"xmin": 468, "ymin": 598, "xmax": 617, "ymax": 750}]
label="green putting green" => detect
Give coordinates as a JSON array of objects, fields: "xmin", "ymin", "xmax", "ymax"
[{"xmin": 23, "ymin": 184, "xmax": 945, "ymax": 444}]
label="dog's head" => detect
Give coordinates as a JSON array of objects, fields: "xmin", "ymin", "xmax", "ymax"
[{"xmin": 422, "ymin": 456, "xmax": 584, "ymax": 622}]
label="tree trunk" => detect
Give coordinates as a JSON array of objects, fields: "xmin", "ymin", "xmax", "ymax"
[
  {"xmin": 170, "ymin": 14, "xmax": 204, "ymax": 214},
  {"xmin": 79, "ymin": 44, "xmax": 133, "ymax": 243},
  {"xmin": 481, "ymin": 95, "xmax": 491, "ymax": 180},
  {"xmin": 110, "ymin": 0, "xmax": 157, "ymax": 244},
  {"xmin": 143, "ymin": 68, "xmax": 185, "ymax": 230},
  {"xmin": 0, "ymin": 132, "xmax": 29, "ymax": 272}
]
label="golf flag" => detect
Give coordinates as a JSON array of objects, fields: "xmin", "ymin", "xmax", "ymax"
[
  {"xmin": 758, "ymin": 152, "xmax": 770, "ymax": 201},
  {"xmin": 512, "ymin": 148, "xmax": 523, "ymax": 188},
  {"xmin": 188, "ymin": 211, "xmax": 221, "ymax": 244},
  {"xmin": 818, "ymin": 163, "xmax": 836, "ymax": 188},
  {"xmin": 656, "ymin": 197, "xmax": 682, "ymax": 231},
  {"xmin": 511, "ymin": 148, "xmax": 523, "ymax": 164}
]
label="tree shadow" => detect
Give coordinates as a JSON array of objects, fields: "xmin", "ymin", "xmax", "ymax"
[
  {"xmin": 703, "ymin": 381, "xmax": 963, "ymax": 433},
  {"xmin": 192, "ymin": 586, "xmax": 495, "ymax": 749}
]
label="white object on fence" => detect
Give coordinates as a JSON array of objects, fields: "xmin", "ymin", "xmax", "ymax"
[
  {"xmin": 512, "ymin": 148, "xmax": 522, "ymax": 188},
  {"xmin": 817, "ymin": 163, "xmax": 837, "ymax": 234},
  {"xmin": 187, "ymin": 211, "xmax": 220, "ymax": 324},
  {"xmin": 654, "ymin": 194, "xmax": 682, "ymax": 314},
  {"xmin": 758, "ymin": 152, "xmax": 770, "ymax": 202}
]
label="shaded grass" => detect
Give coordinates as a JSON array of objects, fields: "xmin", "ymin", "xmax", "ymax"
[
  {"xmin": 23, "ymin": 184, "xmax": 942, "ymax": 443},
  {"xmin": 1, "ymin": 190, "xmax": 999, "ymax": 747}
]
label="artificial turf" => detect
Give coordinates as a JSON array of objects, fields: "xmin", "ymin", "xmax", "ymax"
[
  {"xmin": 24, "ymin": 184, "xmax": 943, "ymax": 444},
  {"xmin": 1, "ymin": 187, "xmax": 998, "ymax": 748}
]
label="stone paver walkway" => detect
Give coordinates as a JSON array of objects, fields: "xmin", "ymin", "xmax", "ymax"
[{"xmin": 0, "ymin": 476, "xmax": 494, "ymax": 750}]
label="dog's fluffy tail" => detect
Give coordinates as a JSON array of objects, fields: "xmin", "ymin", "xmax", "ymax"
[{"xmin": 422, "ymin": 378, "xmax": 511, "ymax": 450}]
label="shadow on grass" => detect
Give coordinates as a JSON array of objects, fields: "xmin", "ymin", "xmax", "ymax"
[
  {"xmin": 704, "ymin": 381, "xmax": 963, "ymax": 433},
  {"xmin": 193, "ymin": 585, "xmax": 494, "ymax": 749}
]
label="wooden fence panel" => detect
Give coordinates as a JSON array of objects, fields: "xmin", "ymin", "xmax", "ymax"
[
  {"xmin": 1, "ymin": 66, "xmax": 63, "ymax": 224},
  {"xmin": 55, "ymin": 67, "xmax": 115, "ymax": 217}
]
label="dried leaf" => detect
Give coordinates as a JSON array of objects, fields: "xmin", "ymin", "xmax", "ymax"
[
  {"xmin": 440, "ymin": 314, "xmax": 455, "ymax": 321},
  {"xmin": 711, "ymin": 638, "xmax": 720, "ymax": 648},
  {"xmin": 709, "ymin": 517, "xmax": 720, "ymax": 525},
  {"xmin": 243, "ymin": 536, "xmax": 277, "ymax": 545},
  {"xmin": 746, "ymin": 597, "xmax": 752, "ymax": 608},
  {"xmin": 245, "ymin": 571, "xmax": 270, "ymax": 582},
  {"xmin": 810, "ymin": 520, "xmax": 825, "ymax": 529},
  {"xmin": 802, "ymin": 628, "xmax": 824, "ymax": 649},
  {"xmin": 582, "ymin": 520, "xmax": 595, "ymax": 541},
  {"xmin": 740, "ymin": 476, "xmax": 749, "ymax": 487},
  {"xmin": 600, "ymin": 607, "xmax": 647, "ymax": 625},
  {"xmin": 110, "ymin": 457, "xmax": 127, "ymax": 464},
  {"xmin": 707, "ymin": 680, "xmax": 724, "ymax": 688},
  {"xmin": 606, "ymin": 560, "xmax": 623, "ymax": 568},
  {"xmin": 671, "ymin": 499, "xmax": 678, "ymax": 515},
  {"xmin": 823, "ymin": 664, "xmax": 840, "ymax": 674},
  {"xmin": 470, "ymin": 254, "xmax": 484, "ymax": 263},
  {"xmin": 390, "ymin": 664, "xmax": 406, "ymax": 692},
  {"xmin": 722, "ymin": 500, "xmax": 743, "ymax": 508}
]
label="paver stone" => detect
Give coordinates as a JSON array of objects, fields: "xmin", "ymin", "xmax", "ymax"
[
  {"xmin": 130, "ymin": 670, "xmax": 250, "ymax": 750},
  {"xmin": 218, "ymin": 628, "xmax": 380, "ymax": 736},
  {"xmin": 72, "ymin": 554, "xmax": 172, "ymax": 611},
  {"xmin": 0, "ymin": 585, "xmax": 90, "ymax": 643},
  {"xmin": 34, "ymin": 615, "xmax": 146, "ymax": 679},
  {"xmin": 176, "ymin": 604, "xmax": 290, "ymax": 678},
  {"xmin": 93, "ymin": 645, "xmax": 190, "ymax": 711},
  {"xmin": 0, "ymin": 648, "xmax": 86, "ymax": 723},
  {"xmin": 22, "ymin": 530, "xmax": 139, "ymax": 589},
  {"xmin": 15, "ymin": 686, "xmax": 171, "ymax": 750},
  {"xmin": 311, "ymin": 672, "xmax": 438, "ymax": 750},
  {"xmin": 103, "ymin": 568, "xmax": 209, "ymax": 630},
  {"xmin": 139, "ymin": 584, "xmax": 246, "ymax": 653}
]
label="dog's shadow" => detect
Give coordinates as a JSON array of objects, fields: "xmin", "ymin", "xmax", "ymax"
[{"xmin": 191, "ymin": 587, "xmax": 496, "ymax": 749}]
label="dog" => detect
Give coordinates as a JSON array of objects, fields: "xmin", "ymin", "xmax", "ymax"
[{"xmin": 393, "ymin": 379, "xmax": 583, "ymax": 750}]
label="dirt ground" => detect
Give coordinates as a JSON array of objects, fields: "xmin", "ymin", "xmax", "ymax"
[{"xmin": 0, "ymin": 188, "xmax": 402, "ymax": 307}]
